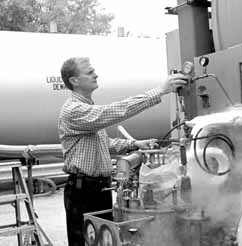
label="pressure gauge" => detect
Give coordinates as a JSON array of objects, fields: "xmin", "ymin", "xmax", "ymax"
[
  {"xmin": 99, "ymin": 224, "xmax": 117, "ymax": 246},
  {"xmin": 84, "ymin": 220, "xmax": 98, "ymax": 245},
  {"xmin": 182, "ymin": 61, "xmax": 194, "ymax": 75},
  {"xmin": 199, "ymin": 56, "xmax": 209, "ymax": 67}
]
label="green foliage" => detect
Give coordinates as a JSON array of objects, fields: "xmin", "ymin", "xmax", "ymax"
[
  {"xmin": 0, "ymin": 0, "xmax": 114, "ymax": 34},
  {"xmin": 0, "ymin": 0, "xmax": 42, "ymax": 31}
]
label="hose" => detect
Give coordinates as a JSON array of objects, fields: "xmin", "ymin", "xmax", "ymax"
[
  {"xmin": 33, "ymin": 177, "xmax": 57, "ymax": 198},
  {"xmin": 202, "ymin": 135, "xmax": 234, "ymax": 175},
  {"xmin": 192, "ymin": 128, "xmax": 234, "ymax": 176},
  {"xmin": 161, "ymin": 122, "xmax": 186, "ymax": 141}
]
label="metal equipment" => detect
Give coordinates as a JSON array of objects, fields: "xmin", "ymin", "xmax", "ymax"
[
  {"xmin": 83, "ymin": 119, "xmax": 202, "ymax": 246},
  {"xmin": 83, "ymin": 49, "xmax": 242, "ymax": 244},
  {"xmin": 84, "ymin": 103, "xmax": 241, "ymax": 246},
  {"xmin": 83, "ymin": 142, "xmax": 210, "ymax": 246}
]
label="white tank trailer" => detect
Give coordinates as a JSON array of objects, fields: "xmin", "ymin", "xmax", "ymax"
[{"xmin": 0, "ymin": 31, "xmax": 170, "ymax": 195}]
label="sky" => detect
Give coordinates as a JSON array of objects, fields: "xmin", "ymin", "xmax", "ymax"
[{"xmin": 100, "ymin": 0, "xmax": 178, "ymax": 38}]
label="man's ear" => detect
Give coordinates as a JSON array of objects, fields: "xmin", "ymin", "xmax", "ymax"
[{"xmin": 69, "ymin": 77, "xmax": 77, "ymax": 87}]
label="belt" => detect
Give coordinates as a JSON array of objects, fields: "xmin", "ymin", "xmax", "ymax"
[{"xmin": 68, "ymin": 173, "xmax": 111, "ymax": 184}]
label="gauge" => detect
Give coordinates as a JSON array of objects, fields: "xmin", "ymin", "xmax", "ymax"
[
  {"xmin": 99, "ymin": 224, "xmax": 117, "ymax": 246},
  {"xmin": 182, "ymin": 61, "xmax": 194, "ymax": 74},
  {"xmin": 84, "ymin": 219, "xmax": 98, "ymax": 245},
  {"xmin": 199, "ymin": 56, "xmax": 209, "ymax": 67}
]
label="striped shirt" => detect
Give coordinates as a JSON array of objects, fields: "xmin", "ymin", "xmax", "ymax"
[{"xmin": 58, "ymin": 88, "xmax": 162, "ymax": 177}]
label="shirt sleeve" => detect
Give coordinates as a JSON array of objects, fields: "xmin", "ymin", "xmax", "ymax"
[{"xmin": 65, "ymin": 87, "xmax": 162, "ymax": 133}]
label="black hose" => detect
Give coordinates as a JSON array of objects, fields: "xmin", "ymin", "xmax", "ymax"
[
  {"xmin": 193, "ymin": 128, "xmax": 234, "ymax": 176},
  {"xmin": 203, "ymin": 135, "xmax": 234, "ymax": 176},
  {"xmin": 161, "ymin": 122, "xmax": 234, "ymax": 176},
  {"xmin": 193, "ymin": 128, "xmax": 210, "ymax": 173},
  {"xmin": 161, "ymin": 122, "xmax": 186, "ymax": 140}
]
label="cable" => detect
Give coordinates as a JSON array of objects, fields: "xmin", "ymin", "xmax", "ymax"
[
  {"xmin": 210, "ymin": 74, "xmax": 233, "ymax": 106},
  {"xmin": 193, "ymin": 128, "xmax": 210, "ymax": 173},
  {"xmin": 161, "ymin": 122, "xmax": 186, "ymax": 140},
  {"xmin": 193, "ymin": 73, "xmax": 234, "ymax": 106},
  {"xmin": 160, "ymin": 122, "xmax": 235, "ymax": 176},
  {"xmin": 202, "ymin": 135, "xmax": 234, "ymax": 176},
  {"xmin": 192, "ymin": 128, "xmax": 234, "ymax": 176}
]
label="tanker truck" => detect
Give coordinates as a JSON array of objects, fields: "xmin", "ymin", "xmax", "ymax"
[{"xmin": 0, "ymin": 31, "xmax": 171, "ymax": 195}]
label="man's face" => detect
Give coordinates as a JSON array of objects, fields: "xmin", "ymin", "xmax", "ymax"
[{"xmin": 74, "ymin": 60, "xmax": 98, "ymax": 93}]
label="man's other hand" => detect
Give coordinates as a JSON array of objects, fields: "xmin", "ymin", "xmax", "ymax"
[{"xmin": 133, "ymin": 139, "xmax": 158, "ymax": 150}]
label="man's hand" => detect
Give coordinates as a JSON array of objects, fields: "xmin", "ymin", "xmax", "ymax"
[
  {"xmin": 160, "ymin": 73, "xmax": 188, "ymax": 95},
  {"xmin": 133, "ymin": 139, "xmax": 159, "ymax": 150}
]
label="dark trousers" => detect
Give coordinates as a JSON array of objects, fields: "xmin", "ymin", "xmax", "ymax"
[{"xmin": 64, "ymin": 174, "xmax": 113, "ymax": 246}]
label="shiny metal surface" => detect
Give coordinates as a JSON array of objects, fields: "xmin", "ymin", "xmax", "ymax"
[
  {"xmin": 0, "ymin": 31, "xmax": 170, "ymax": 145},
  {"xmin": 212, "ymin": 0, "xmax": 242, "ymax": 51}
]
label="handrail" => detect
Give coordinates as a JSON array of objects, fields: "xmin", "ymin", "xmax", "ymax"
[{"xmin": 0, "ymin": 144, "xmax": 62, "ymax": 159}]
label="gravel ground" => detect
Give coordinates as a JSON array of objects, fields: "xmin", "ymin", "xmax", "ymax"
[{"xmin": 0, "ymin": 188, "xmax": 68, "ymax": 246}]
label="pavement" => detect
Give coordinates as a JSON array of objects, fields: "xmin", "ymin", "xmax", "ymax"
[{"xmin": 0, "ymin": 188, "xmax": 68, "ymax": 246}]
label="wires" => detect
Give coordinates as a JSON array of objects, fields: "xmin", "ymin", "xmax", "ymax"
[
  {"xmin": 162, "ymin": 122, "xmax": 186, "ymax": 140},
  {"xmin": 192, "ymin": 128, "xmax": 235, "ymax": 176},
  {"xmin": 202, "ymin": 134, "xmax": 234, "ymax": 175},
  {"xmin": 159, "ymin": 122, "xmax": 235, "ymax": 176}
]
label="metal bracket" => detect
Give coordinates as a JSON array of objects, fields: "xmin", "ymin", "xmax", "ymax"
[
  {"xmin": 197, "ymin": 85, "xmax": 210, "ymax": 108},
  {"xmin": 165, "ymin": 0, "xmax": 211, "ymax": 15}
]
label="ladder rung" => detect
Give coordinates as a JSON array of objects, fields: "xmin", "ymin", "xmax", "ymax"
[
  {"xmin": 0, "ymin": 193, "xmax": 27, "ymax": 205},
  {"xmin": 0, "ymin": 225, "xmax": 36, "ymax": 236}
]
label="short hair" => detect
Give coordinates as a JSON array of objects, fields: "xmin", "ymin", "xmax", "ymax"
[{"xmin": 60, "ymin": 57, "xmax": 90, "ymax": 90}]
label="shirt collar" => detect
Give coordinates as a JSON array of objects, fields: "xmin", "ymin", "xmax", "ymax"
[{"xmin": 71, "ymin": 91, "xmax": 94, "ymax": 105}]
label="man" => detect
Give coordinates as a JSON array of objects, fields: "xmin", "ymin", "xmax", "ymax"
[{"xmin": 58, "ymin": 57, "xmax": 187, "ymax": 246}]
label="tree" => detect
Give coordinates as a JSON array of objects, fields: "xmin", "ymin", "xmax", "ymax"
[
  {"xmin": 0, "ymin": 0, "xmax": 114, "ymax": 35},
  {"xmin": 0, "ymin": 0, "xmax": 43, "ymax": 32}
]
